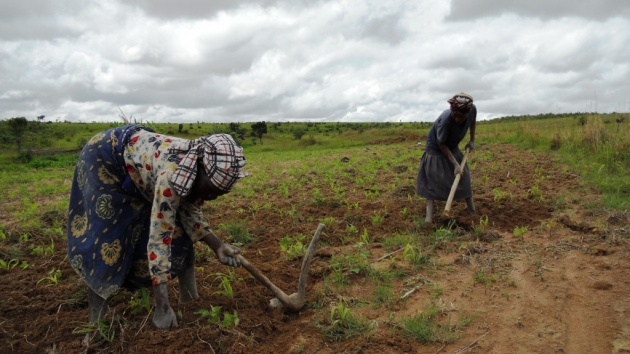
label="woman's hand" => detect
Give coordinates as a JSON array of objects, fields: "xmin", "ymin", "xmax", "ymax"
[
  {"xmin": 465, "ymin": 140, "xmax": 474, "ymax": 152},
  {"xmin": 453, "ymin": 163, "xmax": 463, "ymax": 176},
  {"xmin": 216, "ymin": 243, "xmax": 242, "ymax": 267}
]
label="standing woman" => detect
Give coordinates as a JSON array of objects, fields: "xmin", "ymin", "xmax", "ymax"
[
  {"xmin": 67, "ymin": 124, "xmax": 246, "ymax": 330},
  {"xmin": 417, "ymin": 92, "xmax": 477, "ymax": 222}
]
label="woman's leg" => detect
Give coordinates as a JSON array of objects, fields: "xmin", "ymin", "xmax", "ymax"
[
  {"xmin": 88, "ymin": 287, "xmax": 111, "ymax": 322},
  {"xmin": 466, "ymin": 197, "xmax": 476, "ymax": 214},
  {"xmin": 178, "ymin": 263, "xmax": 199, "ymax": 302},
  {"xmin": 426, "ymin": 199, "xmax": 434, "ymax": 223}
]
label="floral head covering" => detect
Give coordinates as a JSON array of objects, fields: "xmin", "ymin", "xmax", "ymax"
[
  {"xmin": 169, "ymin": 134, "xmax": 247, "ymax": 196},
  {"xmin": 447, "ymin": 92, "xmax": 474, "ymax": 113}
]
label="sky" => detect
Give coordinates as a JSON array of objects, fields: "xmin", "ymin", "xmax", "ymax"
[{"xmin": 0, "ymin": 0, "xmax": 629, "ymax": 123}]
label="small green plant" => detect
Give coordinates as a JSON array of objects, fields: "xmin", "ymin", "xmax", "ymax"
[
  {"xmin": 280, "ymin": 233, "xmax": 306, "ymax": 260},
  {"xmin": 0, "ymin": 258, "xmax": 19, "ymax": 271},
  {"xmin": 196, "ymin": 305, "xmax": 223, "ymax": 325},
  {"xmin": 403, "ymin": 243, "xmax": 429, "ymax": 267},
  {"xmin": 19, "ymin": 233, "xmax": 30, "ymax": 242},
  {"xmin": 37, "ymin": 268, "xmax": 62, "ymax": 286},
  {"xmin": 371, "ymin": 212, "xmax": 384, "ymax": 225},
  {"xmin": 72, "ymin": 319, "xmax": 119, "ymax": 343},
  {"xmin": 473, "ymin": 269, "xmax": 496, "ymax": 286},
  {"xmin": 311, "ymin": 188, "xmax": 326, "ymax": 206},
  {"xmin": 345, "ymin": 224, "xmax": 358, "ymax": 234},
  {"xmin": 29, "ymin": 237, "xmax": 55, "ymax": 256},
  {"xmin": 126, "ymin": 287, "xmax": 151, "ymax": 315},
  {"xmin": 219, "ymin": 220, "xmax": 255, "ymax": 245},
  {"xmin": 319, "ymin": 217, "xmax": 335, "ymax": 228},
  {"xmin": 474, "ymin": 215, "xmax": 489, "ymax": 235},
  {"xmin": 401, "ymin": 311, "xmax": 475, "ymax": 343},
  {"xmin": 492, "ymin": 188, "xmax": 506, "ymax": 201},
  {"xmin": 513, "ymin": 226, "xmax": 527, "ymax": 238},
  {"xmin": 222, "ymin": 310, "xmax": 240, "ymax": 328},
  {"xmin": 344, "ymin": 201, "xmax": 360, "ymax": 210},
  {"xmin": 527, "ymin": 184, "xmax": 544, "ymax": 202},
  {"xmin": 355, "ymin": 228, "xmax": 370, "ymax": 248},
  {"xmin": 322, "ymin": 300, "xmax": 369, "ymax": 341},
  {"xmin": 213, "ymin": 274, "xmax": 234, "ymax": 298},
  {"xmin": 400, "ymin": 207, "xmax": 409, "ymax": 218}
]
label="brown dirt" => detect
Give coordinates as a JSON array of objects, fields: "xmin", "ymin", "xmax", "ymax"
[{"xmin": 1, "ymin": 143, "xmax": 630, "ymax": 354}]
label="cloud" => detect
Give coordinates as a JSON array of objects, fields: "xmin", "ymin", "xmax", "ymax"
[
  {"xmin": 0, "ymin": 0, "xmax": 629, "ymax": 123},
  {"xmin": 448, "ymin": 0, "xmax": 630, "ymax": 21},
  {"xmin": 124, "ymin": 0, "xmax": 286, "ymax": 19}
]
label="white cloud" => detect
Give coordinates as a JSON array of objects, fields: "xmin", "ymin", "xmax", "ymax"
[{"xmin": 0, "ymin": 0, "xmax": 629, "ymax": 123}]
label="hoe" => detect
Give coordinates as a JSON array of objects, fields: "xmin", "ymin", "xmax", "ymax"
[{"xmin": 236, "ymin": 223, "xmax": 324, "ymax": 312}]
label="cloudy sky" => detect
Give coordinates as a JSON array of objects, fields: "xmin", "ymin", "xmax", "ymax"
[{"xmin": 1, "ymin": 0, "xmax": 629, "ymax": 123}]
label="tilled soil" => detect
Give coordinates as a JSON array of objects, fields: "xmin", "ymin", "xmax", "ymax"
[{"xmin": 1, "ymin": 142, "xmax": 629, "ymax": 354}]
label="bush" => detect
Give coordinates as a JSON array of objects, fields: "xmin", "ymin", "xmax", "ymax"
[
  {"xmin": 15, "ymin": 152, "xmax": 33, "ymax": 163},
  {"xmin": 550, "ymin": 134, "xmax": 562, "ymax": 150},
  {"xmin": 292, "ymin": 129, "xmax": 307, "ymax": 140},
  {"xmin": 76, "ymin": 137, "xmax": 88, "ymax": 150}
]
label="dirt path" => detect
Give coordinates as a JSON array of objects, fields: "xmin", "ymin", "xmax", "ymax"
[{"xmin": 1, "ymin": 142, "xmax": 629, "ymax": 354}]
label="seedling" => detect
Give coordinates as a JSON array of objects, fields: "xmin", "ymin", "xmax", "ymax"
[
  {"xmin": 126, "ymin": 287, "xmax": 151, "ymax": 315},
  {"xmin": 0, "ymin": 258, "xmax": 19, "ymax": 271},
  {"xmin": 213, "ymin": 274, "xmax": 234, "ymax": 298},
  {"xmin": 513, "ymin": 226, "xmax": 527, "ymax": 238},
  {"xmin": 371, "ymin": 212, "xmax": 384, "ymax": 225},
  {"xmin": 37, "ymin": 268, "xmax": 62, "ymax": 286},
  {"xmin": 196, "ymin": 305, "xmax": 223, "ymax": 325},
  {"xmin": 280, "ymin": 233, "xmax": 306, "ymax": 260}
]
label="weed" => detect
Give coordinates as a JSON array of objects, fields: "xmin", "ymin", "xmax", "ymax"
[
  {"xmin": 126, "ymin": 287, "xmax": 151, "ymax": 316},
  {"xmin": 473, "ymin": 269, "xmax": 496, "ymax": 286},
  {"xmin": 280, "ymin": 233, "xmax": 306, "ymax": 260},
  {"xmin": 492, "ymin": 188, "xmax": 506, "ymax": 201},
  {"xmin": 402, "ymin": 243, "xmax": 429, "ymax": 267},
  {"xmin": 401, "ymin": 310, "xmax": 475, "ymax": 343},
  {"xmin": 319, "ymin": 216, "xmax": 335, "ymax": 228},
  {"xmin": 29, "ymin": 237, "xmax": 55, "ymax": 256},
  {"xmin": 321, "ymin": 300, "xmax": 370, "ymax": 341},
  {"xmin": 371, "ymin": 212, "xmax": 384, "ymax": 225},
  {"xmin": 72, "ymin": 318, "xmax": 121, "ymax": 344},
  {"xmin": 219, "ymin": 220, "xmax": 255, "ymax": 245},
  {"xmin": 222, "ymin": 311, "xmax": 240, "ymax": 328},
  {"xmin": 196, "ymin": 305, "xmax": 223, "ymax": 325},
  {"xmin": 513, "ymin": 226, "xmax": 527, "ymax": 238}
]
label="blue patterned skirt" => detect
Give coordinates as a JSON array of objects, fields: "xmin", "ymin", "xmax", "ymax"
[{"xmin": 67, "ymin": 125, "xmax": 194, "ymax": 299}]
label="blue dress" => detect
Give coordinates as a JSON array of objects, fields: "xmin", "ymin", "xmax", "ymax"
[
  {"xmin": 416, "ymin": 105, "xmax": 476, "ymax": 201},
  {"xmin": 67, "ymin": 125, "xmax": 195, "ymax": 299}
]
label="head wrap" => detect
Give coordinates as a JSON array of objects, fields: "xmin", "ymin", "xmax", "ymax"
[
  {"xmin": 169, "ymin": 134, "xmax": 247, "ymax": 196},
  {"xmin": 447, "ymin": 92, "xmax": 474, "ymax": 113}
]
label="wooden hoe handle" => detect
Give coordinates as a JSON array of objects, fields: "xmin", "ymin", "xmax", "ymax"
[
  {"xmin": 443, "ymin": 148, "xmax": 471, "ymax": 215},
  {"xmin": 236, "ymin": 223, "xmax": 324, "ymax": 312}
]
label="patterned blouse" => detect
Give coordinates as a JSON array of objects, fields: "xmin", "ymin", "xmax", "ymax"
[{"xmin": 123, "ymin": 130, "xmax": 213, "ymax": 286}]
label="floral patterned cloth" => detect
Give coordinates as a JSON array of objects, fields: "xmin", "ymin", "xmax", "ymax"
[{"xmin": 67, "ymin": 125, "xmax": 216, "ymax": 299}]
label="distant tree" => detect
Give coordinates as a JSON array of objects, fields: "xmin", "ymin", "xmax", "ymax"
[
  {"xmin": 37, "ymin": 115, "xmax": 45, "ymax": 121},
  {"xmin": 251, "ymin": 121, "xmax": 268, "ymax": 144},
  {"xmin": 229, "ymin": 122, "xmax": 247, "ymax": 140},
  {"xmin": 292, "ymin": 128, "xmax": 306, "ymax": 140},
  {"xmin": 178, "ymin": 123, "xmax": 183, "ymax": 133},
  {"xmin": 7, "ymin": 117, "xmax": 28, "ymax": 152}
]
